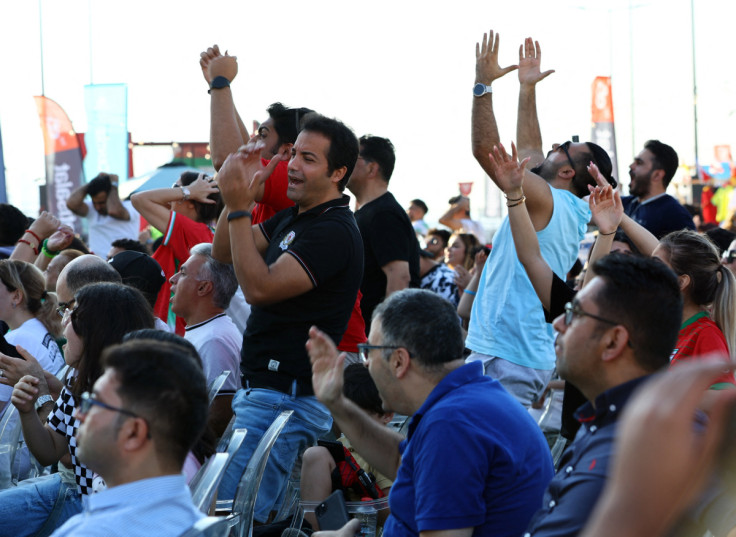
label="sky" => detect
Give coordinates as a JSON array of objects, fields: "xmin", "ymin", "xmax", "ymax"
[{"xmin": 1, "ymin": 0, "xmax": 735, "ymax": 232}]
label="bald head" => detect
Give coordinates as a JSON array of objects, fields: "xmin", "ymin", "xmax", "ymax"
[{"xmin": 56, "ymin": 254, "xmax": 122, "ymax": 304}]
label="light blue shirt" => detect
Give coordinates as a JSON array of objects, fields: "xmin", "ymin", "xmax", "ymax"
[
  {"xmin": 466, "ymin": 187, "xmax": 589, "ymax": 370},
  {"xmin": 51, "ymin": 475, "xmax": 203, "ymax": 537}
]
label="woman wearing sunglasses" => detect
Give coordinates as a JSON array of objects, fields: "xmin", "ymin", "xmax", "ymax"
[{"xmin": 0, "ymin": 282, "xmax": 154, "ymax": 536}]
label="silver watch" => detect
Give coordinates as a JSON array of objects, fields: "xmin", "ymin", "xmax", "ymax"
[
  {"xmin": 181, "ymin": 187, "xmax": 192, "ymax": 201},
  {"xmin": 473, "ymin": 83, "xmax": 492, "ymax": 97},
  {"xmin": 35, "ymin": 395, "xmax": 54, "ymax": 410}
]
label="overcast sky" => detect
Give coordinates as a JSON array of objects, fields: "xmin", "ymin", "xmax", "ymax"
[{"xmin": 2, "ymin": 0, "xmax": 734, "ymax": 226}]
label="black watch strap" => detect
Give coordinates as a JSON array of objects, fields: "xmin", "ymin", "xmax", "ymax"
[{"xmin": 208, "ymin": 76, "xmax": 231, "ymax": 94}]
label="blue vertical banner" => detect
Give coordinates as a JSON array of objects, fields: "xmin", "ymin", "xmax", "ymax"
[
  {"xmin": 83, "ymin": 84, "xmax": 128, "ymax": 182},
  {"xmin": 0, "ymin": 121, "xmax": 6, "ymax": 204}
]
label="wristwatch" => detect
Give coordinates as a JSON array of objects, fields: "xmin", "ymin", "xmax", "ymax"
[
  {"xmin": 35, "ymin": 395, "xmax": 54, "ymax": 410},
  {"xmin": 208, "ymin": 76, "xmax": 231, "ymax": 94},
  {"xmin": 181, "ymin": 187, "xmax": 192, "ymax": 201},
  {"xmin": 473, "ymin": 83, "xmax": 492, "ymax": 97}
]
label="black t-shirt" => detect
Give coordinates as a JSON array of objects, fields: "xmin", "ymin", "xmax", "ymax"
[
  {"xmin": 354, "ymin": 192, "xmax": 420, "ymax": 335},
  {"xmin": 242, "ymin": 195, "xmax": 363, "ymax": 393}
]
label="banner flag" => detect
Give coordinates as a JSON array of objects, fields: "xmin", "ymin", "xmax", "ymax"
[
  {"xmin": 34, "ymin": 96, "xmax": 84, "ymax": 235},
  {"xmin": 83, "ymin": 84, "xmax": 128, "ymax": 182},
  {"xmin": 591, "ymin": 76, "xmax": 619, "ymax": 184}
]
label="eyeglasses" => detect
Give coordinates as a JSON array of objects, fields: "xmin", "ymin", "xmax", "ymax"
[
  {"xmin": 357, "ymin": 344, "xmax": 401, "ymax": 363},
  {"xmin": 563, "ymin": 302, "xmax": 620, "ymax": 327},
  {"xmin": 547, "ymin": 141, "xmax": 576, "ymax": 172},
  {"xmin": 79, "ymin": 392, "xmax": 140, "ymax": 419},
  {"xmin": 56, "ymin": 299, "xmax": 76, "ymax": 319},
  {"xmin": 724, "ymin": 250, "xmax": 736, "ymax": 264}
]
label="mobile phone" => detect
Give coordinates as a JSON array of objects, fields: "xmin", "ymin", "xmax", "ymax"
[
  {"xmin": 315, "ymin": 490, "xmax": 350, "ymax": 531},
  {"xmin": 0, "ymin": 334, "xmax": 22, "ymax": 359}
]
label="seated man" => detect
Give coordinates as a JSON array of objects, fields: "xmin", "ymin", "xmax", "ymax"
[
  {"xmin": 49, "ymin": 339, "xmax": 208, "ymax": 537},
  {"xmin": 309, "ymin": 289, "xmax": 553, "ymax": 537},
  {"xmin": 170, "ymin": 242, "xmax": 241, "ymax": 436},
  {"xmin": 300, "ymin": 363, "xmax": 393, "ymax": 530}
]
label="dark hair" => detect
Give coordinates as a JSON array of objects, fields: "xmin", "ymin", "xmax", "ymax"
[
  {"xmin": 410, "ymin": 199, "xmax": 428, "ymax": 215},
  {"xmin": 373, "ymin": 289, "xmax": 465, "ymax": 369},
  {"xmin": 343, "ymin": 363, "xmax": 384, "ymax": 416},
  {"xmin": 123, "ymin": 328, "xmax": 200, "ymax": 366},
  {"xmin": 427, "ymin": 228, "xmax": 451, "ymax": 246},
  {"xmin": 704, "ymin": 227, "xmax": 736, "ymax": 256},
  {"xmin": 87, "ymin": 174, "xmax": 112, "ymax": 197},
  {"xmin": 0, "ymin": 204, "xmax": 28, "ymax": 246},
  {"xmin": 300, "ymin": 114, "xmax": 359, "ymax": 193},
  {"xmin": 267, "ymin": 102, "xmax": 314, "ymax": 147},
  {"xmin": 179, "ymin": 172, "xmax": 224, "ymax": 223},
  {"xmin": 568, "ymin": 142, "xmax": 616, "ymax": 197},
  {"xmin": 359, "ymin": 135, "xmax": 396, "ymax": 182},
  {"xmin": 590, "ymin": 253, "xmax": 681, "ymax": 371},
  {"xmin": 67, "ymin": 236, "xmax": 90, "ymax": 254},
  {"xmin": 644, "ymin": 140, "xmax": 679, "ymax": 187},
  {"xmin": 64, "ymin": 256, "xmax": 122, "ymax": 296},
  {"xmin": 70, "ymin": 283, "xmax": 155, "ymax": 397},
  {"xmin": 110, "ymin": 238, "xmax": 148, "ymax": 255},
  {"xmin": 658, "ymin": 230, "xmax": 736, "ymax": 356},
  {"xmin": 102, "ymin": 340, "xmax": 208, "ymax": 467}
]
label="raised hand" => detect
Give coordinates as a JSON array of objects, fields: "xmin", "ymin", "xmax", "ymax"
[
  {"xmin": 216, "ymin": 146, "xmax": 285, "ymax": 211},
  {"xmin": 199, "ymin": 44, "xmax": 222, "ymax": 84},
  {"xmin": 487, "ymin": 142, "xmax": 531, "ymax": 195},
  {"xmin": 186, "ymin": 173, "xmax": 220, "ymax": 204},
  {"xmin": 46, "ymin": 225, "xmax": 74, "ymax": 252},
  {"xmin": 307, "ymin": 326, "xmax": 346, "ymax": 407},
  {"xmin": 207, "ymin": 53, "xmax": 238, "ymax": 84},
  {"xmin": 518, "ymin": 37, "xmax": 555, "ymax": 87},
  {"xmin": 0, "ymin": 345, "xmax": 45, "ymax": 388},
  {"xmin": 29, "ymin": 211, "xmax": 61, "ymax": 240},
  {"xmin": 589, "ymin": 184, "xmax": 623, "ymax": 236},
  {"xmin": 475, "ymin": 30, "xmax": 518, "ymax": 84}
]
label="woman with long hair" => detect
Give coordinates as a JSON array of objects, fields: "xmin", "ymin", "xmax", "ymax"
[
  {"xmin": 652, "ymin": 230, "xmax": 736, "ymax": 387},
  {"xmin": 131, "ymin": 171, "xmax": 221, "ymax": 334},
  {"xmin": 0, "ymin": 282, "xmax": 154, "ymax": 535},
  {"xmin": 0, "ymin": 260, "xmax": 64, "ymax": 413}
]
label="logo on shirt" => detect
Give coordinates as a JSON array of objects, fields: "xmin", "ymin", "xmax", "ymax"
[{"xmin": 279, "ymin": 231, "xmax": 296, "ymax": 251}]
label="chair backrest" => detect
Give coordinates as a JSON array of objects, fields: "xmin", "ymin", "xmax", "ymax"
[
  {"xmin": 190, "ymin": 453, "xmax": 229, "ymax": 513},
  {"xmin": 230, "ymin": 410, "xmax": 293, "ymax": 537},
  {"xmin": 207, "ymin": 371, "xmax": 232, "ymax": 407},
  {"xmin": 177, "ymin": 516, "xmax": 231, "ymax": 537},
  {"xmin": 216, "ymin": 415, "xmax": 238, "ymax": 453},
  {"xmin": 0, "ymin": 406, "xmax": 22, "ymax": 489}
]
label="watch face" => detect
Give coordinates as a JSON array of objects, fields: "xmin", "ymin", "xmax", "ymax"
[{"xmin": 473, "ymin": 83, "xmax": 489, "ymax": 97}]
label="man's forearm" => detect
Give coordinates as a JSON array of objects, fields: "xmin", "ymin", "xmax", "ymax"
[
  {"xmin": 516, "ymin": 85, "xmax": 545, "ymax": 166},
  {"xmin": 327, "ymin": 395, "xmax": 403, "ymax": 480},
  {"xmin": 211, "ymin": 210, "xmax": 233, "ymax": 264},
  {"xmin": 471, "ymin": 95, "xmax": 501, "ymax": 175},
  {"xmin": 105, "ymin": 186, "xmax": 130, "ymax": 220},
  {"xmin": 66, "ymin": 184, "xmax": 88, "ymax": 216},
  {"xmin": 210, "ymin": 88, "xmax": 247, "ymax": 171}
]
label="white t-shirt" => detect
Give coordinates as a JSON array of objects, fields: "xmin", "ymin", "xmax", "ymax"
[
  {"xmin": 84, "ymin": 199, "xmax": 140, "ymax": 257},
  {"xmin": 460, "ymin": 218, "xmax": 486, "ymax": 244},
  {"xmin": 1, "ymin": 318, "xmax": 64, "ymax": 402},
  {"xmin": 184, "ymin": 314, "xmax": 242, "ymax": 393}
]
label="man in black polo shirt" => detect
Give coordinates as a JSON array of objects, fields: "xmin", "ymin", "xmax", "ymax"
[
  {"xmin": 348, "ymin": 135, "xmax": 420, "ymax": 335},
  {"xmin": 213, "ymin": 114, "xmax": 363, "ymax": 521}
]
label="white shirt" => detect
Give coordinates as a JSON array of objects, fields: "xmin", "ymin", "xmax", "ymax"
[
  {"xmin": 84, "ymin": 200, "xmax": 140, "ymax": 257},
  {"xmin": 184, "ymin": 314, "xmax": 242, "ymax": 393}
]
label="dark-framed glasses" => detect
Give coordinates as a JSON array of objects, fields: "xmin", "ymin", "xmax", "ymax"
[
  {"xmin": 357, "ymin": 344, "xmax": 401, "ymax": 363},
  {"xmin": 56, "ymin": 299, "xmax": 76, "ymax": 319},
  {"xmin": 79, "ymin": 391, "xmax": 140, "ymax": 419},
  {"xmin": 563, "ymin": 302, "xmax": 620, "ymax": 327}
]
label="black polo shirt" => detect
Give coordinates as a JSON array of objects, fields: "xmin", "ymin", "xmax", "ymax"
[
  {"xmin": 241, "ymin": 194, "xmax": 363, "ymax": 395},
  {"xmin": 354, "ymin": 191, "xmax": 420, "ymax": 335}
]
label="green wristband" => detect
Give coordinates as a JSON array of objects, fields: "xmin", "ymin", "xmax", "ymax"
[{"xmin": 42, "ymin": 238, "xmax": 60, "ymax": 258}]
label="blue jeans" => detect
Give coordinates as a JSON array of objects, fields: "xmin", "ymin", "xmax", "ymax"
[
  {"xmin": 219, "ymin": 387, "xmax": 332, "ymax": 522},
  {"xmin": 0, "ymin": 473, "xmax": 82, "ymax": 537}
]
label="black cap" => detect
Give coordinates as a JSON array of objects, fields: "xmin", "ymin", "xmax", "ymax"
[{"xmin": 108, "ymin": 251, "xmax": 166, "ymax": 298}]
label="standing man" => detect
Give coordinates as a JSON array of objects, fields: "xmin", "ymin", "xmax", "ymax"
[
  {"xmin": 468, "ymin": 31, "xmax": 615, "ymax": 406},
  {"xmin": 66, "ymin": 173, "xmax": 140, "ymax": 257},
  {"xmin": 622, "ymin": 140, "xmax": 695, "ymax": 238},
  {"xmin": 309, "ymin": 289, "xmax": 553, "ymax": 537},
  {"xmin": 347, "ymin": 135, "xmax": 420, "ymax": 335},
  {"xmin": 213, "ymin": 114, "xmax": 363, "ymax": 522},
  {"xmin": 169, "ymin": 242, "xmax": 241, "ymax": 436},
  {"xmin": 407, "ymin": 198, "xmax": 429, "ymax": 238},
  {"xmin": 47, "ymin": 339, "xmax": 208, "ymax": 537}
]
